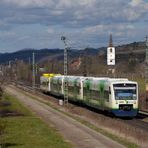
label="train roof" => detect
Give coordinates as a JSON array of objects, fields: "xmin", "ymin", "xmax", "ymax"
[
  {"xmin": 44, "ymin": 75, "xmax": 137, "ymax": 84},
  {"xmin": 52, "ymin": 76, "xmax": 126, "ymax": 80},
  {"xmin": 40, "ymin": 75, "xmax": 49, "ymax": 82},
  {"xmin": 107, "ymin": 78, "xmax": 138, "ymax": 85},
  {"xmin": 107, "ymin": 78, "xmax": 128, "ymax": 82}
]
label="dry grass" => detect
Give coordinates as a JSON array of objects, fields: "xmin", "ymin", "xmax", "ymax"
[{"xmin": 74, "ymin": 110, "xmax": 148, "ymax": 148}]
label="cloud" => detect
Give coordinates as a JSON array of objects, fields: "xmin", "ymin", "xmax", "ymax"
[
  {"xmin": 47, "ymin": 27, "xmax": 55, "ymax": 34},
  {"xmin": 0, "ymin": 0, "xmax": 147, "ymax": 51},
  {"xmin": 3, "ymin": 0, "xmax": 55, "ymax": 8},
  {"xmin": 0, "ymin": 31, "xmax": 16, "ymax": 39},
  {"xmin": 0, "ymin": 0, "xmax": 148, "ymax": 27},
  {"xmin": 130, "ymin": 0, "xmax": 143, "ymax": 7}
]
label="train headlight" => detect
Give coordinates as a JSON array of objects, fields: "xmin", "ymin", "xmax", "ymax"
[{"xmin": 133, "ymin": 94, "xmax": 136, "ymax": 100}]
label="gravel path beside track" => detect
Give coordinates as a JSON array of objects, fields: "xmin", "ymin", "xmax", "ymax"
[{"xmin": 5, "ymin": 86, "xmax": 125, "ymax": 148}]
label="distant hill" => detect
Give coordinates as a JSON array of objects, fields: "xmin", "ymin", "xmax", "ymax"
[
  {"xmin": 0, "ymin": 47, "xmax": 100, "ymax": 64},
  {"xmin": 0, "ymin": 48, "xmax": 63, "ymax": 64},
  {"xmin": 0, "ymin": 41, "xmax": 146, "ymax": 65},
  {"xmin": 115, "ymin": 41, "xmax": 145, "ymax": 63}
]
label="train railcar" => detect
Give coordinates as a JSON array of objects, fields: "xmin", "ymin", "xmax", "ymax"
[
  {"xmin": 40, "ymin": 73, "xmax": 61, "ymax": 93},
  {"xmin": 40, "ymin": 74, "xmax": 138, "ymax": 117}
]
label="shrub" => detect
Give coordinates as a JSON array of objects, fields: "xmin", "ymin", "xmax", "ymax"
[
  {"xmin": 0, "ymin": 86, "xmax": 3, "ymax": 99},
  {"xmin": 0, "ymin": 119, "xmax": 6, "ymax": 145}
]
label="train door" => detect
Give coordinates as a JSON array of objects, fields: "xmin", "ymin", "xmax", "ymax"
[
  {"xmin": 61, "ymin": 77, "xmax": 64, "ymax": 96},
  {"xmin": 56, "ymin": 78, "xmax": 60, "ymax": 96},
  {"xmin": 80, "ymin": 79, "xmax": 84, "ymax": 100},
  {"xmin": 84, "ymin": 79, "xmax": 91, "ymax": 103},
  {"xmin": 48, "ymin": 78, "xmax": 51, "ymax": 91},
  {"xmin": 73, "ymin": 79, "xmax": 78, "ymax": 100},
  {"xmin": 99, "ymin": 81, "xmax": 105, "ymax": 110},
  {"xmin": 58, "ymin": 78, "xmax": 61, "ymax": 95},
  {"xmin": 108, "ymin": 86, "xmax": 111, "ymax": 108}
]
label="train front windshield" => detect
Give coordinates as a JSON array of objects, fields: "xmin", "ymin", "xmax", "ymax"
[
  {"xmin": 113, "ymin": 84, "xmax": 137, "ymax": 100},
  {"xmin": 114, "ymin": 89, "xmax": 137, "ymax": 100}
]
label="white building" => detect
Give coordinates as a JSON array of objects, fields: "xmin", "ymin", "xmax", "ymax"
[{"xmin": 107, "ymin": 34, "xmax": 115, "ymax": 65}]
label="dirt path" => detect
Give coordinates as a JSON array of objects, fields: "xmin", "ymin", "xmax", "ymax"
[{"xmin": 5, "ymin": 86, "xmax": 125, "ymax": 148}]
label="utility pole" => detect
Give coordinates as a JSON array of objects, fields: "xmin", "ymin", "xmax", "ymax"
[
  {"xmin": 145, "ymin": 36, "xmax": 148, "ymax": 109},
  {"xmin": 28, "ymin": 57, "xmax": 31, "ymax": 65},
  {"xmin": 61, "ymin": 36, "xmax": 69, "ymax": 106},
  {"xmin": 15, "ymin": 59, "xmax": 18, "ymax": 86},
  {"xmin": 32, "ymin": 52, "xmax": 35, "ymax": 90},
  {"xmin": 83, "ymin": 49, "xmax": 87, "ymax": 77}
]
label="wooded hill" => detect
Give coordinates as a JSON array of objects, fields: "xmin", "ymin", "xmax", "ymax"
[{"xmin": 0, "ymin": 41, "xmax": 146, "ymax": 76}]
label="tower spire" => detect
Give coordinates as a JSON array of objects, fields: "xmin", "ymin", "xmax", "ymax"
[
  {"xmin": 107, "ymin": 34, "xmax": 115, "ymax": 66},
  {"xmin": 109, "ymin": 34, "xmax": 113, "ymax": 47}
]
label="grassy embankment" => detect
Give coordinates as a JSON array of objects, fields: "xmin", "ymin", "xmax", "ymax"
[
  {"xmin": 20, "ymin": 89, "xmax": 139, "ymax": 148},
  {"xmin": 0, "ymin": 93, "xmax": 72, "ymax": 148}
]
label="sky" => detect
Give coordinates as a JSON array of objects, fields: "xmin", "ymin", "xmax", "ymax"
[{"xmin": 0, "ymin": 0, "xmax": 148, "ymax": 52}]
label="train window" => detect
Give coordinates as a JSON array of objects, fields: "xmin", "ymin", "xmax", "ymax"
[
  {"xmin": 83, "ymin": 88, "xmax": 91, "ymax": 98},
  {"xmin": 42, "ymin": 82, "xmax": 48, "ymax": 86},
  {"xmin": 113, "ymin": 84, "xmax": 136, "ymax": 87},
  {"xmin": 104, "ymin": 91, "xmax": 109, "ymax": 102},
  {"xmin": 74, "ymin": 86, "xmax": 79, "ymax": 95},
  {"xmin": 91, "ymin": 90, "xmax": 100, "ymax": 101},
  {"xmin": 115, "ymin": 89, "xmax": 136, "ymax": 100},
  {"xmin": 68, "ymin": 86, "xmax": 74, "ymax": 93}
]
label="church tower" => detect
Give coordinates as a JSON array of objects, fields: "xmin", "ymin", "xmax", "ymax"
[{"xmin": 107, "ymin": 34, "xmax": 115, "ymax": 65}]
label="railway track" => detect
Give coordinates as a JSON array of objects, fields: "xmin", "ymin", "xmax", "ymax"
[
  {"xmin": 15, "ymin": 83, "xmax": 148, "ymax": 129},
  {"xmin": 15, "ymin": 81, "xmax": 148, "ymax": 116},
  {"xmin": 121, "ymin": 118, "xmax": 148, "ymax": 131},
  {"xmin": 138, "ymin": 110, "xmax": 148, "ymax": 116}
]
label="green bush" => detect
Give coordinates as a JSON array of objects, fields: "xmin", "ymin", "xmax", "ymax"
[{"xmin": 0, "ymin": 119, "xmax": 6, "ymax": 135}]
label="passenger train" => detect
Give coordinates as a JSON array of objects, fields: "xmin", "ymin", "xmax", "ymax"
[{"xmin": 40, "ymin": 73, "xmax": 138, "ymax": 117}]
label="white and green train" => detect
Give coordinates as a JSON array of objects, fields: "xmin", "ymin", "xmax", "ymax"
[{"xmin": 40, "ymin": 75, "xmax": 138, "ymax": 117}]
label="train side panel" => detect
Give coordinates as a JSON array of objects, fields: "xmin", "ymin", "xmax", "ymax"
[{"xmin": 82, "ymin": 78, "xmax": 112, "ymax": 111}]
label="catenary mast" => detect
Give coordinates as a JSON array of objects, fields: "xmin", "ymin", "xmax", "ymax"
[{"xmin": 61, "ymin": 36, "xmax": 69, "ymax": 106}]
